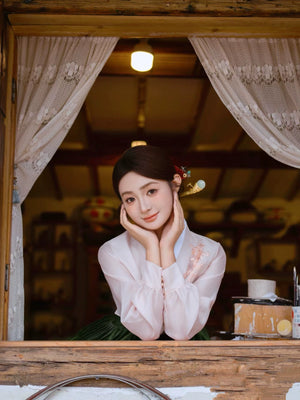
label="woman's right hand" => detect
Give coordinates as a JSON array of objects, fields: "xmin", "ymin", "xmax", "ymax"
[{"xmin": 120, "ymin": 205, "xmax": 160, "ymax": 265}]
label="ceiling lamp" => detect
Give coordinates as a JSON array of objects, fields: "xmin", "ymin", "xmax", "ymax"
[
  {"xmin": 131, "ymin": 140, "xmax": 147, "ymax": 147},
  {"xmin": 130, "ymin": 40, "xmax": 154, "ymax": 72}
]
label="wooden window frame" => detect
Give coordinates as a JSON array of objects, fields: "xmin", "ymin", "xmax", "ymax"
[{"xmin": 0, "ymin": 10, "xmax": 300, "ymax": 398}]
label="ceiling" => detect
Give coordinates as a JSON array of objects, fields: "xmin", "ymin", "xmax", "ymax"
[{"xmin": 28, "ymin": 38, "xmax": 300, "ymax": 203}]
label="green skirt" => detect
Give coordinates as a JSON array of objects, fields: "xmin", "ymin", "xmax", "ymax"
[{"xmin": 69, "ymin": 314, "xmax": 210, "ymax": 341}]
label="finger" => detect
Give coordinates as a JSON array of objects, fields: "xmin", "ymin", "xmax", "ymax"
[
  {"xmin": 173, "ymin": 194, "xmax": 183, "ymax": 218},
  {"xmin": 120, "ymin": 204, "xmax": 129, "ymax": 228},
  {"xmin": 173, "ymin": 195, "xmax": 184, "ymax": 230}
]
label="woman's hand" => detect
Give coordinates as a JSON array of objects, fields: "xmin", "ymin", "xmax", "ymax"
[
  {"xmin": 159, "ymin": 192, "xmax": 185, "ymax": 268},
  {"xmin": 120, "ymin": 205, "xmax": 160, "ymax": 265}
]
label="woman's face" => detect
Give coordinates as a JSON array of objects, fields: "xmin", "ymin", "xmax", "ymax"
[{"xmin": 119, "ymin": 171, "xmax": 174, "ymax": 231}]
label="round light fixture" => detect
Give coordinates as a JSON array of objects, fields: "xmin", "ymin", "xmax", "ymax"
[
  {"xmin": 131, "ymin": 140, "xmax": 147, "ymax": 147},
  {"xmin": 130, "ymin": 40, "xmax": 154, "ymax": 72}
]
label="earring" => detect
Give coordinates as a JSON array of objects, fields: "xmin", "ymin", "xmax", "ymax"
[{"xmin": 180, "ymin": 180, "xmax": 206, "ymax": 197}]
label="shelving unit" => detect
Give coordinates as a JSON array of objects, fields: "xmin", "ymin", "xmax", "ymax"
[
  {"xmin": 26, "ymin": 219, "xmax": 78, "ymax": 339},
  {"xmin": 85, "ymin": 245, "xmax": 115, "ymax": 325},
  {"xmin": 188, "ymin": 220, "xmax": 285, "ymax": 257}
]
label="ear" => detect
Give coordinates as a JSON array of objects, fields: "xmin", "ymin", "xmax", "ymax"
[{"xmin": 171, "ymin": 174, "xmax": 182, "ymax": 192}]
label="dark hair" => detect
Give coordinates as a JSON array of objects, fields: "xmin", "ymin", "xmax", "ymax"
[{"xmin": 113, "ymin": 145, "xmax": 177, "ymax": 198}]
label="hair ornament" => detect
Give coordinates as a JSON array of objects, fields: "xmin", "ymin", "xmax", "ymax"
[
  {"xmin": 180, "ymin": 180, "xmax": 206, "ymax": 197},
  {"xmin": 174, "ymin": 165, "xmax": 191, "ymax": 179}
]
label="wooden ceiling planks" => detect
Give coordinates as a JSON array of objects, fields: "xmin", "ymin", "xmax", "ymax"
[
  {"xmin": 3, "ymin": 0, "xmax": 300, "ymax": 17},
  {"xmin": 52, "ymin": 149, "xmax": 294, "ymax": 169},
  {"xmin": 5, "ymin": 1, "xmax": 300, "ymax": 203}
]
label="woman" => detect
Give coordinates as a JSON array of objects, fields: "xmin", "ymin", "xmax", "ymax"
[
  {"xmin": 95, "ymin": 145, "xmax": 226, "ymax": 340},
  {"xmin": 70, "ymin": 145, "xmax": 226, "ymax": 341}
]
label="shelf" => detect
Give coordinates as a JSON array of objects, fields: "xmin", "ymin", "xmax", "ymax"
[
  {"xmin": 188, "ymin": 220, "xmax": 285, "ymax": 257},
  {"xmin": 188, "ymin": 220, "xmax": 285, "ymax": 232},
  {"xmin": 26, "ymin": 219, "xmax": 78, "ymax": 340},
  {"xmin": 31, "ymin": 270, "xmax": 74, "ymax": 276},
  {"xmin": 30, "ymin": 301, "xmax": 74, "ymax": 311}
]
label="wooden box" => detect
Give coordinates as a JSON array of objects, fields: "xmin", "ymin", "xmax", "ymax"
[{"xmin": 234, "ymin": 303, "xmax": 292, "ymax": 335}]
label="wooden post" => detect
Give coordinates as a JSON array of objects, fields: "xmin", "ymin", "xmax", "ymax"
[{"xmin": 0, "ymin": 13, "xmax": 16, "ymax": 340}]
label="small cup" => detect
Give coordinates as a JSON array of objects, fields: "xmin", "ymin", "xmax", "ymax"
[
  {"xmin": 292, "ymin": 306, "xmax": 300, "ymax": 339},
  {"xmin": 247, "ymin": 279, "xmax": 276, "ymax": 299}
]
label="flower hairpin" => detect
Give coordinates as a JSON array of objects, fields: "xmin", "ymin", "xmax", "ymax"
[{"xmin": 174, "ymin": 165, "xmax": 191, "ymax": 179}]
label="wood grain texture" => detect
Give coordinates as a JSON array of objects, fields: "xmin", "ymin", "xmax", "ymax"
[
  {"xmin": 1, "ymin": 341, "xmax": 300, "ymax": 399},
  {"xmin": 8, "ymin": 14, "xmax": 300, "ymax": 37},
  {"xmin": 3, "ymin": 0, "xmax": 300, "ymax": 17},
  {"xmin": 0, "ymin": 23, "xmax": 16, "ymax": 340}
]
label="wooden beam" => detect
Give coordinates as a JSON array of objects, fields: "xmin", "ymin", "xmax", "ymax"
[
  {"xmin": 1, "ymin": 341, "xmax": 300, "ymax": 399},
  {"xmin": 4, "ymin": 1, "xmax": 300, "ymax": 17},
  {"xmin": 7, "ymin": 14, "xmax": 300, "ymax": 37},
  {"xmin": 212, "ymin": 168, "xmax": 226, "ymax": 201},
  {"xmin": 81, "ymin": 104, "xmax": 101, "ymax": 195},
  {"xmin": 231, "ymin": 129, "xmax": 246, "ymax": 151},
  {"xmin": 188, "ymin": 78, "xmax": 211, "ymax": 150},
  {"xmin": 210, "ymin": 131, "xmax": 247, "ymax": 201},
  {"xmin": 89, "ymin": 166, "xmax": 100, "ymax": 196},
  {"xmin": 114, "ymin": 38, "xmax": 195, "ymax": 55},
  {"xmin": 52, "ymin": 149, "xmax": 295, "ymax": 169},
  {"xmin": 49, "ymin": 165, "xmax": 63, "ymax": 201},
  {"xmin": 82, "ymin": 103, "xmax": 95, "ymax": 149},
  {"xmin": 89, "ymin": 132, "xmax": 189, "ymax": 153},
  {"xmin": 247, "ymin": 169, "xmax": 269, "ymax": 202},
  {"xmin": 136, "ymin": 77, "xmax": 147, "ymax": 134},
  {"xmin": 286, "ymin": 171, "xmax": 300, "ymax": 201},
  {"xmin": 191, "ymin": 57, "xmax": 207, "ymax": 78}
]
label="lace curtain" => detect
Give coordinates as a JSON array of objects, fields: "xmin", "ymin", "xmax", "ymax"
[
  {"xmin": 189, "ymin": 37, "xmax": 300, "ymax": 168},
  {"xmin": 9, "ymin": 36, "xmax": 118, "ymax": 340}
]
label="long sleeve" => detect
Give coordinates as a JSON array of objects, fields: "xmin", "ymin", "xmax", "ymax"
[
  {"xmin": 98, "ymin": 234, "xmax": 164, "ymax": 340},
  {"xmin": 162, "ymin": 241, "xmax": 226, "ymax": 340},
  {"xmin": 98, "ymin": 229, "xmax": 226, "ymax": 341}
]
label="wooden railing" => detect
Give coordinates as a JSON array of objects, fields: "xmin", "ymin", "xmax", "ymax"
[{"xmin": 1, "ymin": 340, "xmax": 300, "ymax": 399}]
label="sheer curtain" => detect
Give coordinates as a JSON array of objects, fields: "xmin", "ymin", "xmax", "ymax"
[
  {"xmin": 189, "ymin": 37, "xmax": 300, "ymax": 168},
  {"xmin": 9, "ymin": 36, "xmax": 118, "ymax": 340}
]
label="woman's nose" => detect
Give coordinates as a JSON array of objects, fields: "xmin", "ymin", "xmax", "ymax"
[{"xmin": 139, "ymin": 197, "xmax": 151, "ymax": 212}]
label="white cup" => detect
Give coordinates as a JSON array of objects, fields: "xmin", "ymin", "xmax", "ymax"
[
  {"xmin": 292, "ymin": 306, "xmax": 300, "ymax": 339},
  {"xmin": 248, "ymin": 279, "xmax": 276, "ymax": 298}
]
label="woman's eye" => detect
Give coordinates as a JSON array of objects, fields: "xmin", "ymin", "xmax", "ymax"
[
  {"xmin": 125, "ymin": 197, "xmax": 135, "ymax": 204},
  {"xmin": 147, "ymin": 189, "xmax": 157, "ymax": 196}
]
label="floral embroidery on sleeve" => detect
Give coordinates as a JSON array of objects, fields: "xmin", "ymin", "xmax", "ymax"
[{"xmin": 184, "ymin": 242, "xmax": 208, "ymax": 282}]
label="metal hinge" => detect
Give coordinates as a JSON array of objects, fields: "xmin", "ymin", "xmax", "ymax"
[
  {"xmin": 4, "ymin": 264, "xmax": 9, "ymax": 292},
  {"xmin": 11, "ymin": 78, "xmax": 16, "ymax": 104}
]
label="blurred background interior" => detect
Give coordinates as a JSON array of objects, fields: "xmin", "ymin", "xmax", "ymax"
[{"xmin": 22, "ymin": 38, "xmax": 300, "ymax": 339}]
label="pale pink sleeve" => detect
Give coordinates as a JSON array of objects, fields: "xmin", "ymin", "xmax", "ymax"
[
  {"xmin": 98, "ymin": 243, "xmax": 164, "ymax": 340},
  {"xmin": 162, "ymin": 243, "xmax": 226, "ymax": 340}
]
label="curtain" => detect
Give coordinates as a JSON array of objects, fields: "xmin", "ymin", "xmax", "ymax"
[
  {"xmin": 9, "ymin": 36, "xmax": 118, "ymax": 340},
  {"xmin": 189, "ymin": 37, "xmax": 300, "ymax": 168}
]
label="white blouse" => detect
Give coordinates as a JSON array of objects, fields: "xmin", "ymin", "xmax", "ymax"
[{"xmin": 98, "ymin": 225, "xmax": 226, "ymax": 340}]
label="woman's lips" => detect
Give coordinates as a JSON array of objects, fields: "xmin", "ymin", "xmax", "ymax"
[{"xmin": 143, "ymin": 212, "xmax": 159, "ymax": 222}]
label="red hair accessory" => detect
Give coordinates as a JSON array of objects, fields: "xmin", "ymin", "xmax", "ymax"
[{"xmin": 174, "ymin": 165, "xmax": 191, "ymax": 179}]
